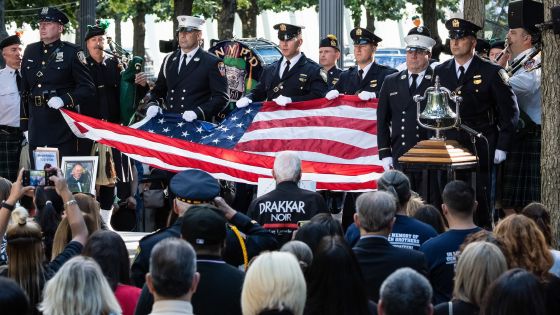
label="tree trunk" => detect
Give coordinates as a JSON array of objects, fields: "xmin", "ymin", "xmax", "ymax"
[
  {"xmin": 132, "ymin": 11, "xmax": 146, "ymax": 59},
  {"xmin": 541, "ymin": 0, "xmax": 560, "ymax": 247},
  {"xmin": 115, "ymin": 16, "xmax": 122, "ymax": 48},
  {"xmin": 217, "ymin": 0, "xmax": 237, "ymax": 40},
  {"xmin": 463, "ymin": 0, "xmax": 485, "ymax": 30},
  {"xmin": 422, "ymin": 0, "xmax": 444, "ymax": 60},
  {"xmin": 365, "ymin": 7, "xmax": 375, "ymax": 32},
  {"xmin": 238, "ymin": 0, "xmax": 259, "ymax": 37},
  {"xmin": 173, "ymin": 0, "xmax": 194, "ymax": 35}
]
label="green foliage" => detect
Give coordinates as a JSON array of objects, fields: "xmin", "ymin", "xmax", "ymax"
[
  {"xmin": 4, "ymin": 0, "xmax": 79, "ymax": 29},
  {"xmin": 409, "ymin": 0, "xmax": 460, "ymax": 23}
]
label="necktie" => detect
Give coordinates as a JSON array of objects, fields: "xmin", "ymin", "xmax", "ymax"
[
  {"xmin": 281, "ymin": 60, "xmax": 291, "ymax": 79},
  {"xmin": 410, "ymin": 73, "xmax": 419, "ymax": 96},
  {"xmin": 457, "ymin": 66, "xmax": 465, "ymax": 85},
  {"xmin": 179, "ymin": 54, "xmax": 188, "ymax": 74},
  {"xmin": 358, "ymin": 69, "xmax": 364, "ymax": 83},
  {"xmin": 15, "ymin": 70, "xmax": 22, "ymax": 92}
]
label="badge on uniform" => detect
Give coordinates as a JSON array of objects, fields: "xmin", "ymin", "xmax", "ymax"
[
  {"xmin": 332, "ymin": 78, "xmax": 339, "ymax": 85},
  {"xmin": 473, "ymin": 74, "xmax": 482, "ymax": 85},
  {"xmin": 55, "ymin": 51, "xmax": 64, "ymax": 63},
  {"xmin": 77, "ymin": 51, "xmax": 87, "ymax": 65},
  {"xmin": 218, "ymin": 62, "xmax": 226, "ymax": 77},
  {"xmin": 370, "ymin": 80, "xmax": 377, "ymax": 88},
  {"xmin": 194, "ymin": 57, "xmax": 200, "ymax": 62},
  {"xmin": 400, "ymin": 74, "xmax": 406, "ymax": 80},
  {"xmin": 299, "ymin": 73, "xmax": 308, "ymax": 82},
  {"xmin": 425, "ymin": 74, "xmax": 432, "ymax": 80}
]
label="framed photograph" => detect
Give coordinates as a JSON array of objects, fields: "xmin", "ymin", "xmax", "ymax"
[
  {"xmin": 61, "ymin": 156, "xmax": 99, "ymax": 195},
  {"xmin": 33, "ymin": 147, "xmax": 59, "ymax": 170}
]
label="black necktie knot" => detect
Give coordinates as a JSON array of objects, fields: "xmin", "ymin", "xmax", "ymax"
[
  {"xmin": 282, "ymin": 60, "xmax": 291, "ymax": 79},
  {"xmin": 358, "ymin": 69, "xmax": 364, "ymax": 82},
  {"xmin": 410, "ymin": 73, "xmax": 419, "ymax": 95},
  {"xmin": 458, "ymin": 66, "xmax": 465, "ymax": 85}
]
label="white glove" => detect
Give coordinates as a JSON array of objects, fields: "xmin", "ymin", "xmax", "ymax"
[
  {"xmin": 273, "ymin": 95, "xmax": 292, "ymax": 106},
  {"xmin": 24, "ymin": 131, "xmax": 29, "ymax": 142},
  {"xmin": 236, "ymin": 97, "xmax": 252, "ymax": 108},
  {"xmin": 47, "ymin": 96, "xmax": 64, "ymax": 109},
  {"xmin": 325, "ymin": 89, "xmax": 340, "ymax": 100},
  {"xmin": 182, "ymin": 110, "xmax": 197, "ymax": 122},
  {"xmin": 381, "ymin": 157, "xmax": 393, "ymax": 171},
  {"xmin": 358, "ymin": 91, "xmax": 376, "ymax": 101},
  {"xmin": 146, "ymin": 105, "xmax": 161, "ymax": 118},
  {"xmin": 494, "ymin": 149, "xmax": 507, "ymax": 164}
]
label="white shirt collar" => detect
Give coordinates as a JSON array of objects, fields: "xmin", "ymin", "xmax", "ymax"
[
  {"xmin": 4, "ymin": 65, "xmax": 17, "ymax": 74},
  {"xmin": 182, "ymin": 47, "xmax": 200, "ymax": 59},
  {"xmin": 284, "ymin": 52, "xmax": 302, "ymax": 67},
  {"xmin": 454, "ymin": 56, "xmax": 474, "ymax": 75},
  {"xmin": 408, "ymin": 68, "xmax": 427, "ymax": 86},
  {"xmin": 151, "ymin": 300, "xmax": 194, "ymax": 314},
  {"xmin": 513, "ymin": 48, "xmax": 534, "ymax": 63},
  {"xmin": 359, "ymin": 60, "xmax": 375, "ymax": 77}
]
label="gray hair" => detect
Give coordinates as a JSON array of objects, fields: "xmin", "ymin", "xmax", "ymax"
[
  {"xmin": 273, "ymin": 151, "xmax": 302, "ymax": 183},
  {"xmin": 355, "ymin": 191, "xmax": 396, "ymax": 232},
  {"xmin": 379, "ymin": 268, "xmax": 432, "ymax": 315},
  {"xmin": 280, "ymin": 240, "xmax": 314, "ymax": 272},
  {"xmin": 149, "ymin": 237, "xmax": 197, "ymax": 298}
]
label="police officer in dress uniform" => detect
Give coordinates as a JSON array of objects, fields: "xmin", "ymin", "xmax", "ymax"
[
  {"xmin": 145, "ymin": 15, "xmax": 228, "ymax": 122},
  {"xmin": 235, "ymin": 23, "xmax": 328, "ymax": 108},
  {"xmin": 130, "ymin": 169, "xmax": 277, "ymax": 287},
  {"xmin": 325, "ymin": 27, "xmax": 397, "ymax": 101},
  {"xmin": 20, "ymin": 7, "xmax": 95, "ymax": 162},
  {"xmin": 0, "ymin": 34, "xmax": 23, "ymax": 182},
  {"xmin": 433, "ymin": 18, "xmax": 519, "ymax": 227},
  {"xmin": 319, "ymin": 34, "xmax": 342, "ymax": 89},
  {"xmin": 377, "ymin": 26, "xmax": 436, "ymax": 193}
]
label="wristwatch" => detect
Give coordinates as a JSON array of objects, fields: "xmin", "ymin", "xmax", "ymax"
[{"xmin": 1, "ymin": 201, "xmax": 15, "ymax": 211}]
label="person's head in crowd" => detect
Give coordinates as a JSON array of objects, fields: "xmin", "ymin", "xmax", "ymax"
[
  {"xmin": 404, "ymin": 26, "xmax": 435, "ymax": 74},
  {"xmin": 181, "ymin": 205, "xmax": 227, "ymax": 255},
  {"xmin": 441, "ymin": 180, "xmax": 477, "ymax": 224},
  {"xmin": 405, "ymin": 192, "xmax": 424, "ymax": 216},
  {"xmin": 242, "ymin": 251, "xmax": 306, "ymax": 315},
  {"xmin": 168, "ymin": 169, "xmax": 221, "ymax": 224},
  {"xmin": 0, "ymin": 277, "xmax": 29, "ymax": 315},
  {"xmin": 480, "ymin": 268, "xmax": 546, "ymax": 315},
  {"xmin": 453, "ymin": 242, "xmax": 507, "ymax": 308},
  {"xmin": 5, "ymin": 208, "xmax": 45, "ymax": 307},
  {"xmin": 319, "ymin": 34, "xmax": 340, "ymax": 71},
  {"xmin": 413, "ymin": 204, "xmax": 447, "ymax": 234},
  {"xmin": 521, "ymin": 202, "xmax": 553, "ymax": 247},
  {"xmin": 146, "ymin": 238, "xmax": 200, "ymax": 302},
  {"xmin": 305, "ymin": 236, "xmax": 372, "ymax": 315},
  {"xmin": 280, "ymin": 240, "xmax": 313, "ymax": 274},
  {"xmin": 74, "ymin": 193, "xmax": 103, "ymax": 228},
  {"xmin": 309, "ymin": 213, "xmax": 344, "ymax": 237},
  {"xmin": 293, "ymin": 222, "xmax": 330, "ymax": 253},
  {"xmin": 39, "ymin": 256, "xmax": 122, "ymax": 315},
  {"xmin": 378, "ymin": 267, "xmax": 433, "ymax": 315},
  {"xmin": 274, "ymin": 23, "xmax": 304, "ymax": 60},
  {"xmin": 273, "ymin": 151, "xmax": 302, "ymax": 184},
  {"xmin": 494, "ymin": 214, "xmax": 553, "ymax": 280},
  {"xmin": 0, "ymin": 177, "xmax": 11, "ymax": 201},
  {"xmin": 489, "ymin": 40, "xmax": 507, "ymax": 63},
  {"xmin": 458, "ymin": 230, "xmax": 510, "ymax": 262},
  {"xmin": 350, "ymin": 27, "xmax": 382, "ymax": 67},
  {"xmin": 83, "ymin": 230, "xmax": 132, "ymax": 291},
  {"xmin": 0, "ymin": 34, "xmax": 23, "ymax": 70},
  {"xmin": 354, "ymin": 191, "xmax": 397, "ymax": 237},
  {"xmin": 377, "ymin": 170, "xmax": 412, "ymax": 213}
]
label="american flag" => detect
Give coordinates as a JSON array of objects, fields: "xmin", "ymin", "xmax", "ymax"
[{"xmin": 62, "ymin": 96, "xmax": 383, "ymax": 190}]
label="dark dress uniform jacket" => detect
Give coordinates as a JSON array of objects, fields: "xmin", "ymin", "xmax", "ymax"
[
  {"xmin": 247, "ymin": 181, "xmax": 328, "ymax": 245},
  {"xmin": 20, "ymin": 39, "xmax": 95, "ymax": 147},
  {"xmin": 334, "ymin": 62, "xmax": 397, "ymax": 95},
  {"xmin": 246, "ymin": 53, "xmax": 327, "ymax": 102},
  {"xmin": 82, "ymin": 56, "xmax": 121, "ymax": 122},
  {"xmin": 353, "ymin": 236, "xmax": 428, "ymax": 302},
  {"xmin": 377, "ymin": 67, "xmax": 434, "ymax": 160},
  {"xmin": 327, "ymin": 66, "xmax": 343, "ymax": 89},
  {"xmin": 150, "ymin": 48, "xmax": 228, "ymax": 121}
]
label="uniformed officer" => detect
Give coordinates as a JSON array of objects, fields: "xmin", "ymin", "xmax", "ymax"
[
  {"xmin": 130, "ymin": 169, "xmax": 277, "ymax": 287},
  {"xmin": 326, "ymin": 27, "xmax": 397, "ymax": 101},
  {"xmin": 146, "ymin": 15, "xmax": 228, "ymax": 122},
  {"xmin": 319, "ymin": 34, "xmax": 342, "ymax": 89},
  {"xmin": 377, "ymin": 26, "xmax": 436, "ymax": 175},
  {"xmin": 489, "ymin": 40, "xmax": 508, "ymax": 65},
  {"xmin": 20, "ymin": 7, "xmax": 95, "ymax": 162},
  {"xmin": 433, "ymin": 18, "xmax": 519, "ymax": 227},
  {"xmin": 0, "ymin": 34, "xmax": 23, "ymax": 181},
  {"xmin": 235, "ymin": 23, "xmax": 328, "ymax": 108},
  {"xmin": 500, "ymin": 0, "xmax": 543, "ymax": 213}
]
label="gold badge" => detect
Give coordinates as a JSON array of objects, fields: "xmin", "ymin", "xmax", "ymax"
[
  {"xmin": 331, "ymin": 40, "xmax": 336, "ymax": 47},
  {"xmin": 280, "ymin": 24, "xmax": 287, "ymax": 31},
  {"xmin": 473, "ymin": 79, "xmax": 482, "ymax": 85},
  {"xmin": 332, "ymin": 78, "xmax": 339, "ymax": 85},
  {"xmin": 452, "ymin": 19, "xmax": 460, "ymax": 28},
  {"xmin": 356, "ymin": 28, "xmax": 362, "ymax": 36},
  {"xmin": 370, "ymin": 80, "xmax": 377, "ymax": 87}
]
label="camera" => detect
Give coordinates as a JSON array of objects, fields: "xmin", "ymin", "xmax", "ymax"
[{"xmin": 22, "ymin": 169, "xmax": 57, "ymax": 187}]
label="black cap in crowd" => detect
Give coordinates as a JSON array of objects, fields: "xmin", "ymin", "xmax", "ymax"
[
  {"xmin": 181, "ymin": 206, "xmax": 227, "ymax": 246},
  {"xmin": 170, "ymin": 169, "xmax": 220, "ymax": 204},
  {"xmin": 0, "ymin": 34, "xmax": 22, "ymax": 50},
  {"xmin": 445, "ymin": 18, "xmax": 482, "ymax": 39},
  {"xmin": 508, "ymin": 0, "xmax": 544, "ymax": 35},
  {"xmin": 319, "ymin": 34, "xmax": 339, "ymax": 50},
  {"xmin": 476, "ymin": 38, "xmax": 491, "ymax": 56},
  {"xmin": 273, "ymin": 23, "xmax": 304, "ymax": 41},
  {"xmin": 85, "ymin": 20, "xmax": 109, "ymax": 42},
  {"xmin": 350, "ymin": 27, "xmax": 382, "ymax": 45},
  {"xmin": 490, "ymin": 40, "xmax": 506, "ymax": 50},
  {"xmin": 37, "ymin": 7, "xmax": 69, "ymax": 25}
]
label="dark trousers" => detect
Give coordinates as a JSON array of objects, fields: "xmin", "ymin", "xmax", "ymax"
[{"xmin": 0, "ymin": 126, "xmax": 23, "ymax": 182}]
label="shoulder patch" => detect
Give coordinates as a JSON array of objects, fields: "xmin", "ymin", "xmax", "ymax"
[
  {"xmin": 217, "ymin": 61, "xmax": 226, "ymax": 77},
  {"xmin": 77, "ymin": 51, "xmax": 87, "ymax": 65}
]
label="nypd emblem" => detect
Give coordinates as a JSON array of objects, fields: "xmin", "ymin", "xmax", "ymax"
[{"xmin": 77, "ymin": 51, "xmax": 87, "ymax": 65}]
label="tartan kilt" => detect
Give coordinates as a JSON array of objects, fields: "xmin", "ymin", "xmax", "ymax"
[
  {"xmin": 0, "ymin": 131, "xmax": 22, "ymax": 182},
  {"xmin": 500, "ymin": 131, "xmax": 541, "ymax": 209}
]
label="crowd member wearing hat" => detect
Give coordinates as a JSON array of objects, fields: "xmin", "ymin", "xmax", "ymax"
[
  {"xmin": 131, "ymin": 169, "xmax": 277, "ymax": 288},
  {"xmin": 377, "ymin": 26, "xmax": 436, "ymax": 175},
  {"xmin": 475, "ymin": 38, "xmax": 491, "ymax": 60},
  {"xmin": 433, "ymin": 18, "xmax": 518, "ymax": 228},
  {"xmin": 135, "ymin": 206, "xmax": 245, "ymax": 315},
  {"xmin": 20, "ymin": 7, "xmax": 95, "ymax": 162},
  {"xmin": 326, "ymin": 27, "xmax": 397, "ymax": 101},
  {"xmin": 319, "ymin": 34, "xmax": 342, "ymax": 89},
  {"xmin": 146, "ymin": 15, "xmax": 228, "ymax": 122},
  {"xmin": 0, "ymin": 34, "xmax": 23, "ymax": 182},
  {"xmin": 489, "ymin": 40, "xmax": 509, "ymax": 66},
  {"xmin": 247, "ymin": 151, "xmax": 328, "ymax": 246},
  {"xmin": 500, "ymin": 0, "xmax": 543, "ymax": 215},
  {"xmin": 236, "ymin": 23, "xmax": 328, "ymax": 108}
]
